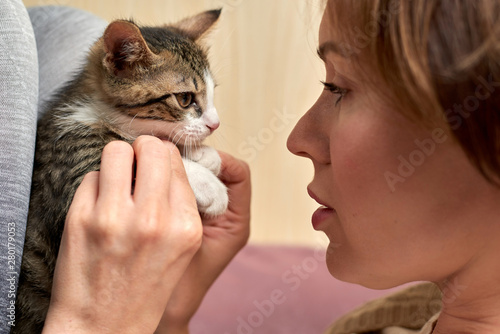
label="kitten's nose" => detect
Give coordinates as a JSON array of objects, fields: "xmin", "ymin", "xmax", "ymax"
[
  {"xmin": 203, "ymin": 108, "xmax": 220, "ymax": 133},
  {"xmin": 207, "ymin": 121, "xmax": 220, "ymax": 133}
]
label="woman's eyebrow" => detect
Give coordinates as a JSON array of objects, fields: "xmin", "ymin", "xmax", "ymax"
[{"xmin": 317, "ymin": 41, "xmax": 353, "ymax": 60}]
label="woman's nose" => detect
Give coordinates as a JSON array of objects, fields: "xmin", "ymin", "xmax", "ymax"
[
  {"xmin": 287, "ymin": 115, "xmax": 312, "ymax": 159},
  {"xmin": 287, "ymin": 100, "xmax": 331, "ymax": 164}
]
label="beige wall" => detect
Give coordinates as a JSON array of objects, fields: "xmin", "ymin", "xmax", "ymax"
[{"xmin": 24, "ymin": 0, "xmax": 329, "ymax": 247}]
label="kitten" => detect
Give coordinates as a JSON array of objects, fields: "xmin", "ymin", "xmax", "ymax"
[{"xmin": 12, "ymin": 10, "xmax": 227, "ymax": 334}]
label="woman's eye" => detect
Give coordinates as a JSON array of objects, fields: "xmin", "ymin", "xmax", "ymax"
[
  {"xmin": 321, "ymin": 81, "xmax": 348, "ymax": 106},
  {"xmin": 175, "ymin": 92, "xmax": 194, "ymax": 108}
]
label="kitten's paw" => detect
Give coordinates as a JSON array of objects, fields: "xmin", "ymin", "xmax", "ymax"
[
  {"xmin": 196, "ymin": 179, "xmax": 228, "ymax": 217},
  {"xmin": 188, "ymin": 145, "xmax": 221, "ymax": 176},
  {"xmin": 183, "ymin": 159, "xmax": 228, "ymax": 216}
]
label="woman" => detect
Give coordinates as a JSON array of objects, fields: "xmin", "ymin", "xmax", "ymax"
[
  {"xmin": 24, "ymin": 0, "xmax": 500, "ymax": 334},
  {"xmin": 287, "ymin": 1, "xmax": 500, "ymax": 333}
]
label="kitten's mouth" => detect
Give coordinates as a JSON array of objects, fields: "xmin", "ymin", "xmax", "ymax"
[{"xmin": 159, "ymin": 133, "xmax": 206, "ymax": 147}]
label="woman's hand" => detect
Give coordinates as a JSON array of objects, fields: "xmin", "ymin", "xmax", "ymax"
[
  {"xmin": 42, "ymin": 136, "xmax": 203, "ymax": 334},
  {"xmin": 156, "ymin": 152, "xmax": 251, "ymax": 334}
]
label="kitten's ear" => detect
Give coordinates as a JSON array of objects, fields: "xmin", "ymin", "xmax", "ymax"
[
  {"xmin": 102, "ymin": 20, "xmax": 157, "ymax": 77},
  {"xmin": 174, "ymin": 9, "xmax": 221, "ymax": 42}
]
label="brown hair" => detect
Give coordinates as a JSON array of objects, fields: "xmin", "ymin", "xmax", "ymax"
[{"xmin": 326, "ymin": 0, "xmax": 500, "ymax": 184}]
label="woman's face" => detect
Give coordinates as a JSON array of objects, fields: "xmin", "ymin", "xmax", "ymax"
[{"xmin": 287, "ymin": 2, "xmax": 493, "ymax": 289}]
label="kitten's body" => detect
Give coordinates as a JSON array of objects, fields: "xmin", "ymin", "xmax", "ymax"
[{"xmin": 13, "ymin": 11, "xmax": 226, "ymax": 334}]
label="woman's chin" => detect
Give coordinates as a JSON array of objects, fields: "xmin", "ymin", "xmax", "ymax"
[{"xmin": 324, "ymin": 250, "xmax": 409, "ymax": 290}]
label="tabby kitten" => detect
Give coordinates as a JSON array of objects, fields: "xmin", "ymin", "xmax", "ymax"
[{"xmin": 13, "ymin": 10, "xmax": 227, "ymax": 334}]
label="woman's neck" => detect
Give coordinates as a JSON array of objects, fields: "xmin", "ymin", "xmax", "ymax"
[
  {"xmin": 434, "ymin": 303, "xmax": 500, "ymax": 334},
  {"xmin": 433, "ymin": 235, "xmax": 500, "ymax": 334}
]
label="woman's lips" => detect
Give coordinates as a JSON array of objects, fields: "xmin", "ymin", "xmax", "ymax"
[
  {"xmin": 312, "ymin": 206, "xmax": 335, "ymax": 230},
  {"xmin": 307, "ymin": 187, "xmax": 336, "ymax": 230}
]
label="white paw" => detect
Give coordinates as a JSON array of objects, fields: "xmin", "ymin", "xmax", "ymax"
[
  {"xmin": 183, "ymin": 159, "xmax": 228, "ymax": 216},
  {"xmin": 187, "ymin": 145, "xmax": 221, "ymax": 176}
]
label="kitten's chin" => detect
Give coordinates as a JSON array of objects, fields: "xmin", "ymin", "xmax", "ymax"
[
  {"xmin": 136, "ymin": 130, "xmax": 209, "ymax": 147},
  {"xmin": 158, "ymin": 135, "xmax": 206, "ymax": 146},
  {"xmin": 159, "ymin": 124, "xmax": 212, "ymax": 146},
  {"xmin": 151, "ymin": 126, "xmax": 210, "ymax": 146}
]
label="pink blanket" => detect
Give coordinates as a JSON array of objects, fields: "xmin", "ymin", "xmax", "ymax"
[{"xmin": 191, "ymin": 244, "xmax": 404, "ymax": 334}]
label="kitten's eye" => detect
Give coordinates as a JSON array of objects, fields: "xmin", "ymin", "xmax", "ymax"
[{"xmin": 175, "ymin": 92, "xmax": 194, "ymax": 108}]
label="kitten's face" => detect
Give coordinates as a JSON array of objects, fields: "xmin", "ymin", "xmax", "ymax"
[{"xmin": 91, "ymin": 11, "xmax": 221, "ymax": 146}]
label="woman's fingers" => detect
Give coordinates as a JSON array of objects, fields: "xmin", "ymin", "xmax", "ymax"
[
  {"xmin": 98, "ymin": 140, "xmax": 135, "ymax": 201},
  {"xmin": 132, "ymin": 136, "xmax": 172, "ymax": 205},
  {"xmin": 69, "ymin": 171, "xmax": 100, "ymax": 210},
  {"xmin": 218, "ymin": 151, "xmax": 252, "ymax": 216},
  {"xmin": 167, "ymin": 142, "xmax": 199, "ymax": 213},
  {"xmin": 65, "ymin": 171, "xmax": 100, "ymax": 233}
]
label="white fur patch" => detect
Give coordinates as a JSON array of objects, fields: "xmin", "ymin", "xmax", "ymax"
[
  {"xmin": 56, "ymin": 100, "xmax": 137, "ymax": 141},
  {"xmin": 205, "ymin": 70, "xmax": 215, "ymax": 110},
  {"xmin": 202, "ymin": 70, "xmax": 220, "ymax": 130},
  {"xmin": 58, "ymin": 100, "xmax": 101, "ymax": 125},
  {"xmin": 183, "ymin": 157, "xmax": 228, "ymax": 216}
]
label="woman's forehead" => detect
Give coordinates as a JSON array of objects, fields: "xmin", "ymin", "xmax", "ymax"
[
  {"xmin": 319, "ymin": 1, "xmax": 372, "ymax": 60},
  {"xmin": 318, "ymin": 6, "xmax": 376, "ymax": 80}
]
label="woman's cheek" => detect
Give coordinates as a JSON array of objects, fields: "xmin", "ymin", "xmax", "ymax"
[{"xmin": 330, "ymin": 117, "xmax": 393, "ymax": 198}]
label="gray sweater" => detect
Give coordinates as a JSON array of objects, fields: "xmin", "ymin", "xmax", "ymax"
[{"xmin": 0, "ymin": 3, "xmax": 106, "ymax": 332}]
